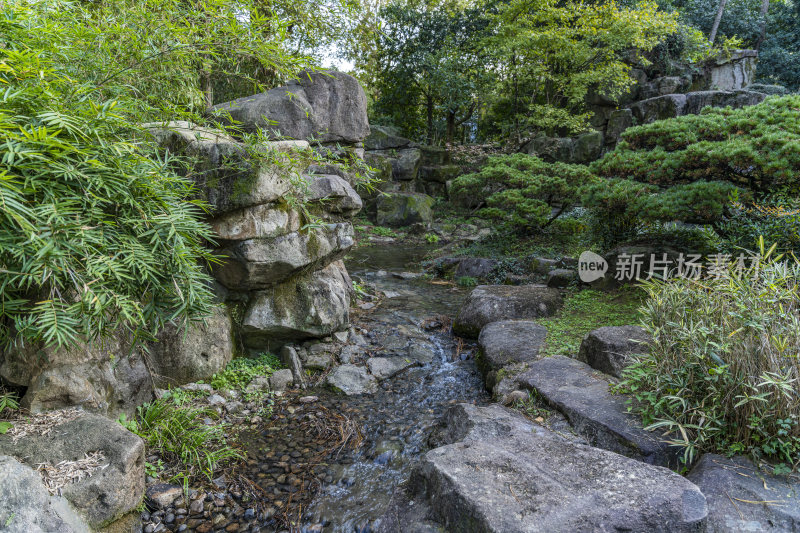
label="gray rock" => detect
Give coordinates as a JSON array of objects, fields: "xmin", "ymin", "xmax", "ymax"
[
  {"xmin": 578, "ymin": 325, "xmax": 651, "ymax": 378},
  {"xmin": 454, "ymin": 258, "xmax": 498, "ymax": 280},
  {"xmin": 688, "ymin": 454, "xmax": 800, "ymax": 532},
  {"xmin": 268, "ymin": 369, "xmax": 294, "ymax": 392},
  {"xmin": 529, "ymin": 256, "xmax": 559, "ymax": 275},
  {"xmin": 746, "ymin": 83, "xmax": 789, "ymax": 95},
  {"xmin": 546, "ymin": 268, "xmax": 575, "ymax": 288},
  {"xmin": 708, "ymin": 50, "xmax": 758, "ymax": 90},
  {"xmin": 209, "ymin": 203, "xmax": 301, "ymax": 241},
  {"xmin": 4, "ymin": 334, "xmax": 153, "ymax": 418},
  {"xmin": 326, "ymin": 364, "xmax": 378, "ymax": 395},
  {"xmin": 145, "ymin": 121, "xmax": 306, "ymax": 215},
  {"xmin": 517, "ymin": 355, "xmax": 680, "ymax": 466},
  {"xmin": 630, "ymin": 94, "xmax": 687, "ymax": 124},
  {"xmin": 0, "ymin": 455, "xmax": 90, "ymax": 533},
  {"xmin": 605, "ymin": 109, "xmax": 633, "ymax": 145},
  {"xmin": 413, "ymin": 403, "xmax": 708, "ymax": 533},
  {"xmin": 304, "ymin": 352, "xmax": 332, "ymax": 371},
  {"xmin": 0, "ymin": 412, "xmax": 145, "ymax": 529},
  {"xmin": 183, "ymin": 382, "xmax": 213, "ymax": 394},
  {"xmin": 417, "ymin": 164, "xmax": 460, "ymax": 184},
  {"xmin": 211, "ymin": 70, "xmax": 369, "ymax": 143},
  {"xmin": 453, "ymin": 285, "xmax": 563, "ymax": 338},
  {"xmin": 364, "ymin": 125, "xmax": 413, "ymax": 151},
  {"xmin": 212, "ymin": 222, "xmax": 354, "ymax": 291},
  {"xmin": 148, "ymin": 306, "xmax": 234, "ymax": 388},
  {"xmin": 368, "ymin": 147, "xmax": 422, "ymax": 182},
  {"xmin": 523, "ymin": 135, "xmax": 574, "ymax": 163},
  {"xmin": 307, "ymin": 174, "xmax": 362, "ymax": 216},
  {"xmin": 145, "ymin": 484, "xmax": 182, "ymax": 510},
  {"xmin": 573, "ymin": 131, "xmax": 603, "ymax": 163},
  {"xmin": 406, "ymin": 341, "xmax": 436, "ymax": 364},
  {"xmin": 477, "ymin": 320, "xmax": 547, "ymax": 374},
  {"xmin": 375, "ymin": 192, "xmax": 435, "ymax": 227},
  {"xmin": 338, "ymin": 345, "xmax": 360, "ymax": 364},
  {"xmin": 207, "ymin": 394, "xmax": 226, "ymax": 406},
  {"xmin": 683, "ymin": 90, "xmax": 766, "ymax": 115},
  {"xmin": 244, "ymin": 376, "xmax": 270, "ymax": 395},
  {"xmin": 366, "ymin": 357, "xmax": 416, "ymax": 380},
  {"xmin": 280, "ymin": 346, "xmax": 306, "ymax": 389}
]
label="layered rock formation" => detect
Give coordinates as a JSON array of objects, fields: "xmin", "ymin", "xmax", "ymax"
[{"xmin": 524, "ymin": 49, "xmax": 768, "ymax": 163}]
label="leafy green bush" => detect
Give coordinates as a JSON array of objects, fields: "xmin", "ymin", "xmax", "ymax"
[
  {"xmin": 209, "ymin": 354, "xmax": 282, "ymax": 395},
  {"xmin": 619, "ymin": 246, "xmax": 800, "ymax": 469},
  {"xmin": 456, "ymin": 276, "xmax": 478, "ymax": 288},
  {"xmin": 717, "ymin": 197, "xmax": 800, "ymax": 255},
  {"xmin": 0, "ymin": 47, "xmax": 216, "ymax": 350},
  {"xmin": 121, "ymin": 395, "xmax": 242, "ymax": 482},
  {"xmin": 593, "ymin": 96, "xmax": 800, "ymax": 194},
  {"xmin": 450, "ymin": 153, "xmax": 598, "ymax": 232}
]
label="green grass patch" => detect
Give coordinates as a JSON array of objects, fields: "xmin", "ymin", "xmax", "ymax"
[
  {"xmin": 538, "ymin": 287, "xmax": 645, "ymax": 357},
  {"xmin": 119, "ymin": 395, "xmax": 242, "ymax": 484}
]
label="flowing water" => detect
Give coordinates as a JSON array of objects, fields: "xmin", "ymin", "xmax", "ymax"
[
  {"xmin": 300, "ymin": 243, "xmax": 489, "ymax": 531},
  {"xmin": 238, "ymin": 243, "xmax": 489, "ymax": 532}
]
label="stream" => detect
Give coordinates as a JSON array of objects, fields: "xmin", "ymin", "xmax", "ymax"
[
  {"xmin": 304, "ymin": 244, "xmax": 489, "ymax": 531},
  {"xmin": 241, "ymin": 243, "xmax": 489, "ymax": 532}
]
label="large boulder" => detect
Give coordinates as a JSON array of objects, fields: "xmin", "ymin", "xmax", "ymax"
[
  {"xmin": 2, "ymin": 335, "xmax": 153, "ymax": 418},
  {"xmin": 0, "ymin": 412, "xmax": 145, "ymax": 529},
  {"xmin": 364, "ymin": 125, "xmax": 413, "ymax": 151},
  {"xmin": 453, "ymin": 285, "xmax": 563, "ymax": 338},
  {"xmin": 412, "ymin": 403, "xmax": 708, "ymax": 532},
  {"xmin": 517, "ymin": 355, "xmax": 679, "ymax": 466},
  {"xmin": 688, "ymin": 454, "xmax": 800, "ymax": 532},
  {"xmin": 630, "ymin": 94, "xmax": 687, "ymax": 124},
  {"xmin": 145, "ymin": 121, "xmax": 308, "ymax": 215},
  {"xmin": 707, "ymin": 50, "xmax": 758, "ymax": 91},
  {"xmin": 212, "ymin": 222, "xmax": 355, "ymax": 290},
  {"xmin": 241, "ymin": 260, "xmax": 351, "ymax": 346},
  {"xmin": 573, "ymin": 131, "xmax": 603, "ymax": 163},
  {"xmin": 307, "ymin": 174, "xmax": 363, "ymax": 216},
  {"xmin": 211, "ymin": 70, "xmax": 370, "ymax": 143},
  {"xmin": 375, "ymin": 192, "xmax": 435, "ymax": 227},
  {"xmin": 209, "ymin": 203, "xmax": 302, "ymax": 241},
  {"xmin": 605, "ymin": 109, "xmax": 633, "ymax": 145},
  {"xmin": 683, "ymin": 90, "xmax": 766, "ymax": 115},
  {"xmin": 477, "ymin": 320, "xmax": 547, "ymax": 374},
  {"xmin": 369, "ymin": 147, "xmax": 422, "ymax": 182},
  {"xmin": 0, "ymin": 455, "xmax": 90, "ymax": 533},
  {"xmin": 147, "ymin": 306, "xmax": 234, "ymax": 387},
  {"xmin": 523, "ymin": 135, "xmax": 574, "ymax": 163},
  {"xmin": 577, "ymin": 325, "xmax": 651, "ymax": 378}
]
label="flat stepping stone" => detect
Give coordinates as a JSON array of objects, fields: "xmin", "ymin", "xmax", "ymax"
[
  {"xmin": 412, "ymin": 404, "xmax": 708, "ymax": 533},
  {"xmin": 366, "ymin": 356, "xmax": 417, "ymax": 380},
  {"xmin": 688, "ymin": 454, "xmax": 800, "ymax": 532},
  {"xmin": 325, "ymin": 364, "xmax": 377, "ymax": 395},
  {"xmin": 517, "ymin": 355, "xmax": 679, "ymax": 466},
  {"xmin": 453, "ymin": 285, "xmax": 563, "ymax": 338},
  {"xmin": 478, "ymin": 320, "xmax": 547, "ymax": 372}
]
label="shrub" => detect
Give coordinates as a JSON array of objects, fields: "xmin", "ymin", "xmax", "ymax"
[
  {"xmin": 0, "ymin": 25, "xmax": 216, "ymax": 351},
  {"xmin": 592, "ymin": 96, "xmax": 800, "ymax": 194},
  {"xmin": 209, "ymin": 354, "xmax": 282, "ymax": 396},
  {"xmin": 450, "ymin": 153, "xmax": 598, "ymax": 232},
  {"xmin": 618, "ymin": 246, "xmax": 800, "ymax": 469},
  {"xmin": 717, "ymin": 197, "xmax": 800, "ymax": 255}
]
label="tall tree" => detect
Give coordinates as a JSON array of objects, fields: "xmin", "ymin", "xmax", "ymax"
[{"xmin": 709, "ymin": 0, "xmax": 729, "ymax": 42}]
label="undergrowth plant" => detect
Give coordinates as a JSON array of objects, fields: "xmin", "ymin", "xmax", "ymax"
[
  {"xmin": 120, "ymin": 395, "xmax": 242, "ymax": 483},
  {"xmin": 618, "ymin": 241, "xmax": 800, "ymax": 471}
]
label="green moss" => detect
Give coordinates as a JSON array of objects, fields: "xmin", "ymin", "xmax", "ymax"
[{"xmin": 538, "ymin": 287, "xmax": 645, "ymax": 357}]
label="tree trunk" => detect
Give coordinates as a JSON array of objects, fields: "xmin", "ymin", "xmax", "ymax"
[
  {"xmin": 446, "ymin": 111, "xmax": 456, "ymax": 145},
  {"xmin": 426, "ymin": 94, "xmax": 434, "ymax": 145},
  {"xmin": 755, "ymin": 0, "xmax": 770, "ymax": 51},
  {"xmin": 709, "ymin": 0, "xmax": 728, "ymax": 44}
]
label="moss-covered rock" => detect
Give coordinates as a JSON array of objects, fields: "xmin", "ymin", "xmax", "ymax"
[{"xmin": 375, "ymin": 192, "xmax": 435, "ymax": 227}]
